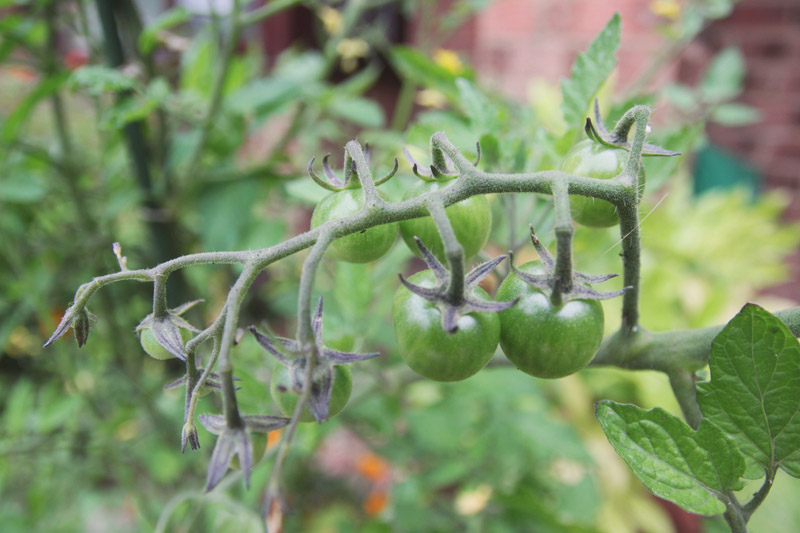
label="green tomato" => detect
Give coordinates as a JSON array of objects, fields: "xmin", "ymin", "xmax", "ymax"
[
  {"xmin": 138, "ymin": 327, "xmax": 191, "ymax": 360},
  {"xmin": 561, "ymin": 139, "xmax": 645, "ymax": 228},
  {"xmin": 392, "ymin": 270, "xmax": 500, "ymax": 382},
  {"xmin": 398, "ymin": 180, "xmax": 491, "ymax": 262},
  {"xmin": 269, "ymin": 362, "xmax": 352, "ymax": 423},
  {"xmin": 311, "ymin": 189, "xmax": 398, "ymax": 263},
  {"xmin": 495, "ymin": 261, "xmax": 604, "ymax": 378},
  {"xmin": 231, "ymin": 431, "xmax": 268, "ymax": 471}
]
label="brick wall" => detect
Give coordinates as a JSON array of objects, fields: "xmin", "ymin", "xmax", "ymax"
[
  {"xmin": 467, "ymin": 0, "xmax": 673, "ymax": 101},
  {"xmin": 688, "ymin": 0, "xmax": 800, "ymax": 217},
  {"xmin": 456, "ymin": 0, "xmax": 800, "ymax": 217}
]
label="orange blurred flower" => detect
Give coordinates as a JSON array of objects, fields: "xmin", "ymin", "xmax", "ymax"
[
  {"xmin": 363, "ymin": 489, "xmax": 388, "ymax": 515},
  {"xmin": 355, "ymin": 451, "xmax": 390, "ymax": 483},
  {"xmin": 267, "ymin": 429, "xmax": 283, "ymax": 450}
]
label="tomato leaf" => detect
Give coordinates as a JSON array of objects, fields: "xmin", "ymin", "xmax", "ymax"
[
  {"xmin": 697, "ymin": 304, "xmax": 800, "ymax": 479},
  {"xmin": 596, "ymin": 402, "xmax": 745, "ymax": 515},
  {"xmin": 560, "ymin": 13, "xmax": 621, "ymax": 129}
]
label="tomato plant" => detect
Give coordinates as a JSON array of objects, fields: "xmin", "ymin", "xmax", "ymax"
[
  {"xmin": 561, "ymin": 139, "xmax": 645, "ymax": 228},
  {"xmin": 495, "ymin": 261, "xmax": 604, "ymax": 378},
  {"xmin": 393, "ymin": 269, "xmax": 500, "ymax": 382},
  {"xmin": 311, "ymin": 189, "xmax": 399, "ymax": 263},
  {"xmin": 37, "ymin": 7, "xmax": 799, "ymax": 531},
  {"xmin": 399, "ymin": 179, "xmax": 491, "ymax": 261}
]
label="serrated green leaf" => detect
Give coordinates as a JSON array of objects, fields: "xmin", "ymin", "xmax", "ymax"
[
  {"xmin": 596, "ymin": 401, "xmax": 745, "ymax": 516},
  {"xmin": 560, "ymin": 13, "xmax": 621, "ymax": 129},
  {"xmin": 697, "ymin": 304, "xmax": 800, "ymax": 478}
]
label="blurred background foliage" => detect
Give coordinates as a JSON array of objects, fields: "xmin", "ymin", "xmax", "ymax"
[{"xmin": 1, "ymin": 0, "xmax": 797, "ymax": 531}]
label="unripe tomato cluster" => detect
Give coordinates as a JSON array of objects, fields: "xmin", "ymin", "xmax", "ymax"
[
  {"xmin": 141, "ymin": 139, "xmax": 627, "ymax": 423},
  {"xmin": 307, "ymin": 142, "xmax": 627, "ymax": 389}
]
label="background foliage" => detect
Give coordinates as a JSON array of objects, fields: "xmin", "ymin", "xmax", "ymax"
[{"xmin": 1, "ymin": 0, "xmax": 797, "ymax": 531}]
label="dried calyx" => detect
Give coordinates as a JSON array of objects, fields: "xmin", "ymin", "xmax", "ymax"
[
  {"xmin": 198, "ymin": 413, "xmax": 290, "ymax": 491},
  {"xmin": 43, "ymin": 305, "xmax": 98, "ymax": 348},
  {"xmin": 584, "ymin": 99, "xmax": 681, "ymax": 157},
  {"xmin": 403, "ymin": 140, "xmax": 480, "ymax": 181},
  {"xmin": 249, "ymin": 297, "xmax": 380, "ymax": 423},
  {"xmin": 308, "ymin": 143, "xmax": 398, "ymax": 191},
  {"xmin": 511, "ymin": 230, "xmax": 628, "ymax": 302},
  {"xmin": 399, "ymin": 237, "xmax": 517, "ymax": 333}
]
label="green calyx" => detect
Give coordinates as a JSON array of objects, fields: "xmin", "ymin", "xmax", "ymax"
[
  {"xmin": 513, "ymin": 230, "xmax": 628, "ymax": 305},
  {"xmin": 584, "ymin": 99, "xmax": 680, "ymax": 157},
  {"xmin": 308, "ymin": 143, "xmax": 398, "ymax": 191}
]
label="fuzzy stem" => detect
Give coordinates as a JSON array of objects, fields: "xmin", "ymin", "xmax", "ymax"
[
  {"xmin": 743, "ymin": 472, "xmax": 774, "ymax": 520},
  {"xmin": 668, "ymin": 368, "xmax": 702, "ymax": 429},
  {"xmin": 265, "ymin": 230, "xmax": 334, "ymax": 520},
  {"xmin": 723, "ymin": 500, "xmax": 748, "ymax": 533},
  {"xmin": 616, "ymin": 107, "xmax": 650, "ymax": 334},
  {"xmin": 296, "ymin": 231, "xmax": 335, "ymax": 346},
  {"xmin": 345, "ymin": 141, "xmax": 380, "ymax": 207},
  {"xmin": 428, "ymin": 200, "xmax": 465, "ymax": 305},
  {"xmin": 550, "ymin": 176, "xmax": 573, "ymax": 305},
  {"xmin": 152, "ymin": 273, "xmax": 170, "ymax": 317},
  {"xmin": 49, "ymin": 131, "xmax": 800, "ymax": 385}
]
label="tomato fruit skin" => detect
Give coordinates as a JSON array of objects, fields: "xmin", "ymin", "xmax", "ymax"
[
  {"xmin": 398, "ymin": 180, "xmax": 491, "ymax": 262},
  {"xmin": 496, "ymin": 261, "xmax": 604, "ymax": 379},
  {"xmin": 269, "ymin": 363, "xmax": 352, "ymax": 423},
  {"xmin": 311, "ymin": 189, "xmax": 398, "ymax": 263},
  {"xmin": 231, "ymin": 432, "xmax": 268, "ymax": 470},
  {"xmin": 392, "ymin": 270, "xmax": 500, "ymax": 382},
  {"xmin": 561, "ymin": 139, "xmax": 645, "ymax": 228},
  {"xmin": 138, "ymin": 327, "xmax": 191, "ymax": 360}
]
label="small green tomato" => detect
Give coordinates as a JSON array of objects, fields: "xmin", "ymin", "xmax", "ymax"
[
  {"xmin": 311, "ymin": 189, "xmax": 398, "ymax": 263},
  {"xmin": 269, "ymin": 363, "xmax": 352, "ymax": 423}
]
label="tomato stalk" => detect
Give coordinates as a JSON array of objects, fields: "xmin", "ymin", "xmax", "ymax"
[
  {"xmin": 550, "ymin": 176, "xmax": 574, "ymax": 305},
  {"xmin": 614, "ymin": 106, "xmax": 650, "ymax": 335},
  {"xmin": 427, "ymin": 200, "xmax": 466, "ymax": 307}
]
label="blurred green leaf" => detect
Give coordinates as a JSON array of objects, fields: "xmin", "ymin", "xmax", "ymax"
[
  {"xmin": 332, "ymin": 262, "xmax": 372, "ymax": 320},
  {"xmin": 228, "ymin": 53, "xmax": 324, "ymax": 116},
  {"xmin": 389, "ymin": 46, "xmax": 470, "ymax": 100},
  {"xmin": 711, "ymin": 103, "xmax": 760, "ymax": 126},
  {"xmin": 662, "ymin": 83, "xmax": 696, "ymax": 112},
  {"xmin": 327, "ymin": 96, "xmax": 385, "ymax": 128},
  {"xmin": 1, "ymin": 73, "xmax": 66, "ymax": 142},
  {"xmin": 596, "ymin": 401, "xmax": 745, "ymax": 515},
  {"xmin": 139, "ymin": 6, "xmax": 192, "ymax": 55},
  {"xmin": 561, "ymin": 13, "xmax": 621, "ymax": 129},
  {"xmin": 456, "ymin": 78, "xmax": 492, "ymax": 131},
  {"xmin": 697, "ymin": 304, "xmax": 800, "ymax": 478},
  {"xmin": 69, "ymin": 66, "xmax": 138, "ymax": 95},
  {"xmin": 0, "ymin": 173, "xmax": 47, "ymax": 203},
  {"xmin": 284, "ymin": 179, "xmax": 330, "ymax": 205},
  {"xmin": 701, "ymin": 47, "xmax": 744, "ymax": 103}
]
